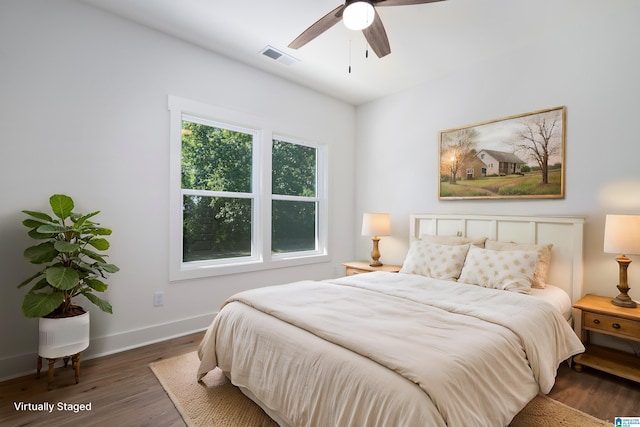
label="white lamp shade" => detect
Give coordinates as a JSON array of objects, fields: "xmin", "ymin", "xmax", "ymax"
[
  {"xmin": 604, "ymin": 214, "xmax": 640, "ymax": 255},
  {"xmin": 343, "ymin": 1, "xmax": 375, "ymax": 31},
  {"xmin": 362, "ymin": 213, "xmax": 391, "ymax": 237}
]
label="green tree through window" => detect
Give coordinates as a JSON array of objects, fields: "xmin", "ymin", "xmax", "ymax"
[
  {"xmin": 181, "ymin": 119, "xmax": 254, "ymax": 262},
  {"xmin": 272, "ymin": 139, "xmax": 318, "ymax": 254}
]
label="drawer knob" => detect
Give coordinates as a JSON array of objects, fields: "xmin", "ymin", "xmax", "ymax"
[
  {"xmin": 593, "ymin": 319, "xmax": 600, "ymax": 324},
  {"xmin": 612, "ymin": 323, "xmax": 621, "ymax": 329}
]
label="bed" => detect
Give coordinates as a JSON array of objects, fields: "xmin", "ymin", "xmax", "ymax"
[{"xmin": 197, "ymin": 214, "xmax": 586, "ymax": 426}]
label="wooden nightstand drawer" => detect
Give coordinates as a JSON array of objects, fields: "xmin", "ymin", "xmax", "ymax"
[{"xmin": 583, "ymin": 312, "xmax": 640, "ymax": 339}]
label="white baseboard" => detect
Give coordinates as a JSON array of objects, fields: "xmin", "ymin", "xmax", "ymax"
[{"xmin": 0, "ymin": 312, "xmax": 215, "ymax": 382}]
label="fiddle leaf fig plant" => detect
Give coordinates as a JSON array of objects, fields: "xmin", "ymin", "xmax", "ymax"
[{"xmin": 18, "ymin": 194, "xmax": 119, "ymax": 318}]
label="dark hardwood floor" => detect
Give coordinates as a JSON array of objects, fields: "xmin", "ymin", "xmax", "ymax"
[
  {"xmin": 549, "ymin": 362, "xmax": 640, "ymax": 421},
  {"xmin": 0, "ymin": 333, "xmax": 200, "ymax": 427},
  {"xmin": 1, "ymin": 331, "xmax": 639, "ymax": 426}
]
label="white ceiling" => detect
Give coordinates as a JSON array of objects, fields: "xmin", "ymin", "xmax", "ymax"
[{"xmin": 78, "ymin": 0, "xmax": 613, "ymax": 105}]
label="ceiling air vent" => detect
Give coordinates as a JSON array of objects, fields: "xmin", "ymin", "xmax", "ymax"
[{"xmin": 260, "ymin": 46, "xmax": 299, "ymax": 66}]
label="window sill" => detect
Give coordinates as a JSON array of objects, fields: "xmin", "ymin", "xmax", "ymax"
[{"xmin": 170, "ymin": 253, "xmax": 330, "ymax": 281}]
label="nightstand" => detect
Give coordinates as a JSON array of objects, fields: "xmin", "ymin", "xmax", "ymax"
[
  {"xmin": 343, "ymin": 261, "xmax": 402, "ymax": 276},
  {"xmin": 573, "ymin": 294, "xmax": 640, "ymax": 383}
]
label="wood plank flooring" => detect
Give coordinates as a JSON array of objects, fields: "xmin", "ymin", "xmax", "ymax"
[
  {"xmin": 0, "ymin": 333, "xmax": 200, "ymax": 427},
  {"xmin": 549, "ymin": 362, "xmax": 640, "ymax": 421},
  {"xmin": 1, "ymin": 331, "xmax": 639, "ymax": 426}
]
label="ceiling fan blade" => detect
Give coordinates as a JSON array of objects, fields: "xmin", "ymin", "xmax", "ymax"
[
  {"xmin": 288, "ymin": 5, "xmax": 346, "ymax": 49},
  {"xmin": 362, "ymin": 10, "xmax": 391, "ymax": 58},
  {"xmin": 374, "ymin": 0, "xmax": 446, "ymax": 6}
]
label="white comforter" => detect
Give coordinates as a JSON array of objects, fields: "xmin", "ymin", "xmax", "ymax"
[{"xmin": 198, "ymin": 272, "xmax": 584, "ymax": 427}]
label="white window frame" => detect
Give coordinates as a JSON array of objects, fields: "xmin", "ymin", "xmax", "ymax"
[{"xmin": 168, "ymin": 96, "xmax": 329, "ymax": 281}]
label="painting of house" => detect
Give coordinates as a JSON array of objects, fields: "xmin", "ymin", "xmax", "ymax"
[{"xmin": 477, "ymin": 149, "xmax": 526, "ymax": 176}]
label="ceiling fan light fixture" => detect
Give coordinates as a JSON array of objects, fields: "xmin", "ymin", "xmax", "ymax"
[{"xmin": 343, "ymin": 1, "xmax": 375, "ymax": 31}]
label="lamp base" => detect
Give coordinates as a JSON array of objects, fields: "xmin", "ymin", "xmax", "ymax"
[
  {"xmin": 369, "ymin": 236, "xmax": 382, "ymax": 267},
  {"xmin": 612, "ymin": 291, "xmax": 637, "ymax": 308},
  {"xmin": 611, "ymin": 256, "xmax": 637, "ymax": 308}
]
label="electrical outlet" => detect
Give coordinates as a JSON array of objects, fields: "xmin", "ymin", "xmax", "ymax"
[{"xmin": 153, "ymin": 291, "xmax": 164, "ymax": 307}]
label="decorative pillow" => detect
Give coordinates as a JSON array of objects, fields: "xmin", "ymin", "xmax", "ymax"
[
  {"xmin": 401, "ymin": 241, "xmax": 470, "ymax": 281},
  {"xmin": 458, "ymin": 246, "xmax": 540, "ymax": 294},
  {"xmin": 484, "ymin": 240, "xmax": 553, "ymax": 289},
  {"xmin": 419, "ymin": 234, "xmax": 487, "ymax": 248}
]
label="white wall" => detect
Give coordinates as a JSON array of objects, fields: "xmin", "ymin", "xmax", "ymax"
[
  {"xmin": 0, "ymin": 0, "xmax": 356, "ymax": 379},
  {"xmin": 354, "ymin": 2, "xmax": 640, "ymax": 298}
]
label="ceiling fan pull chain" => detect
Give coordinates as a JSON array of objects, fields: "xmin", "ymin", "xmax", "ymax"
[{"xmin": 348, "ymin": 37, "xmax": 352, "ymax": 74}]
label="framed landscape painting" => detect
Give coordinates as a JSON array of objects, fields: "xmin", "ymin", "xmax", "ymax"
[{"xmin": 439, "ymin": 106, "xmax": 565, "ymax": 200}]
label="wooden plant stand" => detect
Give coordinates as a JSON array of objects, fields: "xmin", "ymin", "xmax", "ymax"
[{"xmin": 36, "ymin": 353, "xmax": 82, "ymax": 391}]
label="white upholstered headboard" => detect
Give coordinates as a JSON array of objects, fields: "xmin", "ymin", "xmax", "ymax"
[{"xmin": 410, "ymin": 214, "xmax": 585, "ymax": 303}]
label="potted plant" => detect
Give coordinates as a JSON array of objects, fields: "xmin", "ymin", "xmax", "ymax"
[{"xmin": 18, "ymin": 194, "xmax": 119, "ymax": 359}]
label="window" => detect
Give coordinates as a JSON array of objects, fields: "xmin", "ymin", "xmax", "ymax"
[
  {"xmin": 272, "ymin": 138, "xmax": 319, "ymax": 256},
  {"xmin": 169, "ymin": 96, "xmax": 328, "ymax": 280},
  {"xmin": 465, "ymin": 168, "xmax": 474, "ymax": 178},
  {"xmin": 181, "ymin": 116, "xmax": 256, "ymax": 263}
]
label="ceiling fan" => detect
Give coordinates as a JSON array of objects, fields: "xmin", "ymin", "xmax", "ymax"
[{"xmin": 288, "ymin": 0, "xmax": 446, "ymax": 58}]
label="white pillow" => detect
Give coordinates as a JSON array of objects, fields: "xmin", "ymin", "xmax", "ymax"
[
  {"xmin": 458, "ymin": 246, "xmax": 540, "ymax": 294},
  {"xmin": 401, "ymin": 241, "xmax": 470, "ymax": 281},
  {"xmin": 485, "ymin": 240, "xmax": 553, "ymax": 289},
  {"xmin": 419, "ymin": 234, "xmax": 487, "ymax": 248}
]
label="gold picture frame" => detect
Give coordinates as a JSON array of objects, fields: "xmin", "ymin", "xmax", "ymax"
[{"xmin": 439, "ymin": 106, "xmax": 566, "ymax": 200}]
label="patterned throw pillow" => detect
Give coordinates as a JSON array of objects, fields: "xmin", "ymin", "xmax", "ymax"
[
  {"xmin": 484, "ymin": 240, "xmax": 553, "ymax": 289},
  {"xmin": 458, "ymin": 246, "xmax": 540, "ymax": 294},
  {"xmin": 401, "ymin": 241, "xmax": 470, "ymax": 281}
]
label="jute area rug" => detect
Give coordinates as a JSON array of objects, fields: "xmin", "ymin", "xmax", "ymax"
[{"xmin": 150, "ymin": 352, "xmax": 612, "ymax": 427}]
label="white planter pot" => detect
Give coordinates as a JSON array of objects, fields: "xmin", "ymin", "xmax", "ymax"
[{"xmin": 38, "ymin": 311, "xmax": 90, "ymax": 359}]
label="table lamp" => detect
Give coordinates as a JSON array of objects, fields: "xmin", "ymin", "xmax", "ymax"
[
  {"xmin": 603, "ymin": 214, "xmax": 640, "ymax": 308},
  {"xmin": 361, "ymin": 213, "xmax": 391, "ymax": 267}
]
